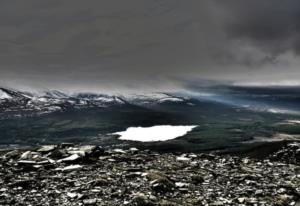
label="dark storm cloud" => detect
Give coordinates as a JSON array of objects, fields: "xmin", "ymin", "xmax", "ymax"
[
  {"xmin": 0, "ymin": 0, "xmax": 300, "ymax": 91},
  {"xmin": 220, "ymin": 1, "xmax": 300, "ymax": 55}
]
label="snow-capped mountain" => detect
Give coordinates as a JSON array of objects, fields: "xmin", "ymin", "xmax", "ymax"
[
  {"xmin": 0, "ymin": 88, "xmax": 193, "ymax": 118},
  {"xmin": 121, "ymin": 93, "xmax": 191, "ymax": 106},
  {"xmin": 74, "ymin": 93, "xmax": 126, "ymax": 106}
]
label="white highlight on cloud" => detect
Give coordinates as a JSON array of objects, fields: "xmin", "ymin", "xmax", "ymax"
[{"xmin": 113, "ymin": 125, "xmax": 197, "ymax": 142}]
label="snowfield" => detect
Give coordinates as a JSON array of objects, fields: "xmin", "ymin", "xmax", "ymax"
[
  {"xmin": 0, "ymin": 90, "xmax": 11, "ymax": 99},
  {"xmin": 113, "ymin": 125, "xmax": 197, "ymax": 142}
]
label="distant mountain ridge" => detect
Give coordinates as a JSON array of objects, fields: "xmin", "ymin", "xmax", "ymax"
[{"xmin": 0, "ymin": 87, "xmax": 192, "ymax": 118}]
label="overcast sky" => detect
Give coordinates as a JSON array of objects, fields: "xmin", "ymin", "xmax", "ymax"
[{"xmin": 0, "ymin": 0, "xmax": 300, "ymax": 92}]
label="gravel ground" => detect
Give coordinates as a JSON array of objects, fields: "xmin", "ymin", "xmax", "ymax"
[{"xmin": 0, "ymin": 143, "xmax": 299, "ymax": 206}]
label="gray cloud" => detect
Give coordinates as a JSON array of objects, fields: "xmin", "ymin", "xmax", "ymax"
[
  {"xmin": 0, "ymin": 0, "xmax": 300, "ymax": 92},
  {"xmin": 221, "ymin": 1, "xmax": 300, "ymax": 55}
]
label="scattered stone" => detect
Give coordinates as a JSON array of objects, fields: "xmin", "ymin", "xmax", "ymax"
[
  {"xmin": 17, "ymin": 160, "xmax": 36, "ymax": 165},
  {"xmin": 2, "ymin": 150, "xmax": 20, "ymax": 160},
  {"xmin": 57, "ymin": 164, "xmax": 83, "ymax": 172},
  {"xmin": 9, "ymin": 179, "xmax": 37, "ymax": 189},
  {"xmin": 133, "ymin": 193, "xmax": 156, "ymax": 206},
  {"xmin": 20, "ymin": 151, "xmax": 33, "ymax": 160},
  {"xmin": 191, "ymin": 174, "xmax": 204, "ymax": 184},
  {"xmin": 0, "ymin": 143, "xmax": 299, "ymax": 205},
  {"xmin": 89, "ymin": 178, "xmax": 110, "ymax": 186},
  {"xmin": 37, "ymin": 145, "xmax": 56, "ymax": 153},
  {"xmin": 176, "ymin": 156, "xmax": 190, "ymax": 162},
  {"xmin": 175, "ymin": 182, "xmax": 188, "ymax": 188},
  {"xmin": 147, "ymin": 171, "xmax": 175, "ymax": 192},
  {"xmin": 83, "ymin": 198, "xmax": 97, "ymax": 205},
  {"xmin": 129, "ymin": 147, "xmax": 139, "ymax": 152},
  {"xmin": 57, "ymin": 153, "xmax": 82, "ymax": 163},
  {"xmin": 66, "ymin": 192, "xmax": 78, "ymax": 198},
  {"xmin": 112, "ymin": 149, "xmax": 127, "ymax": 154},
  {"xmin": 270, "ymin": 142, "xmax": 300, "ymax": 164}
]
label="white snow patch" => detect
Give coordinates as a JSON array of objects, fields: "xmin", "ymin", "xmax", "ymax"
[
  {"xmin": 94, "ymin": 96, "xmax": 124, "ymax": 104},
  {"xmin": 176, "ymin": 156, "xmax": 191, "ymax": 162},
  {"xmin": 36, "ymin": 97, "xmax": 48, "ymax": 102},
  {"xmin": 286, "ymin": 120, "xmax": 300, "ymax": 124},
  {"xmin": 113, "ymin": 125, "xmax": 197, "ymax": 142},
  {"xmin": 267, "ymin": 108, "xmax": 289, "ymax": 114},
  {"xmin": 0, "ymin": 90, "xmax": 11, "ymax": 99},
  {"xmin": 157, "ymin": 97, "xmax": 184, "ymax": 103},
  {"xmin": 95, "ymin": 96, "xmax": 115, "ymax": 102}
]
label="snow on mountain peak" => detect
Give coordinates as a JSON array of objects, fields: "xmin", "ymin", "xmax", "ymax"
[
  {"xmin": 0, "ymin": 88, "xmax": 192, "ymax": 118},
  {"xmin": 121, "ymin": 92, "xmax": 187, "ymax": 105},
  {"xmin": 44, "ymin": 90, "xmax": 69, "ymax": 99},
  {"xmin": 0, "ymin": 89, "xmax": 12, "ymax": 99}
]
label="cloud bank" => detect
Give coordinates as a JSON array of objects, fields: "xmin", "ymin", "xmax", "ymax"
[{"xmin": 0, "ymin": 0, "xmax": 299, "ymax": 91}]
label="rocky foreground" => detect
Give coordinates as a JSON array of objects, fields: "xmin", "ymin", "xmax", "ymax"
[{"xmin": 0, "ymin": 143, "xmax": 299, "ymax": 206}]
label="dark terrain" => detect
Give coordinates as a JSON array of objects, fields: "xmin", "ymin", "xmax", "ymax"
[
  {"xmin": 0, "ymin": 87, "xmax": 300, "ymax": 205},
  {"xmin": 0, "ymin": 142, "xmax": 299, "ymax": 206},
  {"xmin": 1, "ymin": 87, "xmax": 300, "ymax": 154}
]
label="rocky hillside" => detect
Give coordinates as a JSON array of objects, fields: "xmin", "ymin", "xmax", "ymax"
[{"xmin": 0, "ymin": 143, "xmax": 299, "ymax": 206}]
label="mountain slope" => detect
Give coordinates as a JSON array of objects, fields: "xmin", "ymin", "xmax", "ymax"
[{"xmin": 0, "ymin": 88, "xmax": 194, "ymax": 119}]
